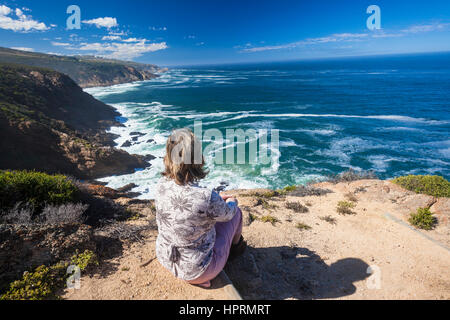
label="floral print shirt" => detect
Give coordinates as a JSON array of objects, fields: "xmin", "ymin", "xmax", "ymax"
[{"xmin": 155, "ymin": 177, "xmax": 238, "ymax": 281}]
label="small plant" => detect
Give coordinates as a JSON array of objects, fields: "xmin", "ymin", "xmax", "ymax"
[
  {"xmin": 249, "ymin": 213, "xmax": 259, "ymax": 222},
  {"xmin": 70, "ymin": 250, "xmax": 99, "ymax": 271},
  {"xmin": 336, "ymin": 201, "xmax": 356, "ymax": 215},
  {"xmin": 126, "ymin": 209, "xmax": 141, "ymax": 221},
  {"xmin": 0, "ymin": 263, "xmax": 67, "ymax": 300},
  {"xmin": 243, "ymin": 190, "xmax": 280, "ymax": 199},
  {"xmin": 260, "ymin": 215, "xmax": 279, "ymax": 226},
  {"xmin": 328, "ymin": 169, "xmax": 377, "ymax": 184},
  {"xmin": 285, "ymin": 201, "xmax": 309, "ymax": 213},
  {"xmin": 121, "ymin": 267, "xmax": 130, "ymax": 272},
  {"xmin": 392, "ymin": 175, "xmax": 450, "ymax": 198},
  {"xmin": 277, "ymin": 185, "xmax": 298, "ymax": 195},
  {"xmin": 295, "ymin": 222, "xmax": 312, "ymax": 230},
  {"xmin": 0, "ymin": 202, "xmax": 34, "ymax": 225},
  {"xmin": 354, "ymin": 187, "xmax": 367, "ymax": 194},
  {"xmin": 345, "ymin": 192, "xmax": 358, "ymax": 202},
  {"xmin": 286, "ymin": 185, "xmax": 332, "ymax": 197},
  {"xmin": 320, "ymin": 215, "xmax": 337, "ymax": 225},
  {"xmin": 255, "ymin": 197, "xmax": 277, "ymax": 210},
  {"xmin": 42, "ymin": 203, "xmax": 88, "ymax": 225},
  {"xmin": 408, "ymin": 207, "xmax": 437, "ymax": 230}
]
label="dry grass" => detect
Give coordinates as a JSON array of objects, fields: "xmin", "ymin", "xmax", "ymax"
[
  {"xmin": 295, "ymin": 222, "xmax": 312, "ymax": 230},
  {"xmin": 319, "ymin": 215, "xmax": 337, "ymax": 225},
  {"xmin": 285, "ymin": 201, "xmax": 309, "ymax": 213},
  {"xmin": 344, "ymin": 192, "xmax": 358, "ymax": 202}
]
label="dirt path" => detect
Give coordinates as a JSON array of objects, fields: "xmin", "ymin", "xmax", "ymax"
[
  {"xmin": 225, "ymin": 180, "xmax": 450, "ymax": 300},
  {"xmin": 64, "ymin": 180, "xmax": 449, "ymax": 300}
]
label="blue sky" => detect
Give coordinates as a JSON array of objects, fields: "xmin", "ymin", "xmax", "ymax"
[{"xmin": 0, "ymin": 0, "xmax": 449, "ymax": 66}]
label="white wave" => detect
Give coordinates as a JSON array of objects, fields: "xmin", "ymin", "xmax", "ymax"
[
  {"xmin": 377, "ymin": 126, "xmax": 425, "ymax": 132},
  {"xmin": 211, "ymin": 113, "xmax": 447, "ymax": 125}
]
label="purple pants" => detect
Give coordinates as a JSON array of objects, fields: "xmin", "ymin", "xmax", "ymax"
[{"xmin": 188, "ymin": 208, "xmax": 243, "ymax": 287}]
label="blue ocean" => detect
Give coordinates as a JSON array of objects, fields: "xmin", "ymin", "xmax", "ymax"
[{"xmin": 86, "ymin": 52, "xmax": 450, "ymax": 199}]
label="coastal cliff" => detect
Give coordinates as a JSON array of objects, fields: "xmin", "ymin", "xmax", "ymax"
[
  {"xmin": 0, "ymin": 63, "xmax": 150, "ymax": 179},
  {"xmin": 0, "ymin": 47, "xmax": 163, "ymax": 88}
]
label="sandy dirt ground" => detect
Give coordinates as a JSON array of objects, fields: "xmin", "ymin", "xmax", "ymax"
[{"xmin": 63, "ymin": 179, "xmax": 449, "ymax": 300}]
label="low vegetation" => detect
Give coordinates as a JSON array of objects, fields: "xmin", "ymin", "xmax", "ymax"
[
  {"xmin": 319, "ymin": 215, "xmax": 337, "ymax": 225},
  {"xmin": 0, "ymin": 249, "xmax": 99, "ymax": 300},
  {"xmin": 0, "ymin": 170, "xmax": 131, "ymax": 227},
  {"xmin": 345, "ymin": 192, "xmax": 358, "ymax": 202},
  {"xmin": 0, "ymin": 170, "xmax": 78, "ymax": 212},
  {"xmin": 392, "ymin": 175, "xmax": 450, "ymax": 198},
  {"xmin": 328, "ymin": 169, "xmax": 377, "ymax": 184},
  {"xmin": 70, "ymin": 250, "xmax": 99, "ymax": 271},
  {"xmin": 408, "ymin": 207, "xmax": 437, "ymax": 230},
  {"xmin": 255, "ymin": 197, "xmax": 278, "ymax": 210},
  {"xmin": 285, "ymin": 201, "xmax": 309, "ymax": 213},
  {"xmin": 336, "ymin": 201, "xmax": 356, "ymax": 215},
  {"xmin": 242, "ymin": 184, "xmax": 332, "ymax": 199},
  {"xmin": 295, "ymin": 222, "xmax": 312, "ymax": 230},
  {"xmin": 259, "ymin": 215, "xmax": 280, "ymax": 226},
  {"xmin": 285, "ymin": 185, "xmax": 332, "ymax": 197},
  {"xmin": 0, "ymin": 264, "xmax": 67, "ymax": 300}
]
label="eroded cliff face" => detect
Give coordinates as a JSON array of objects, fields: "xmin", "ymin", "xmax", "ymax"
[
  {"xmin": 76, "ymin": 66, "xmax": 160, "ymax": 88},
  {"xmin": 0, "ymin": 47, "xmax": 163, "ymax": 88},
  {"xmin": 0, "ymin": 63, "xmax": 150, "ymax": 179}
]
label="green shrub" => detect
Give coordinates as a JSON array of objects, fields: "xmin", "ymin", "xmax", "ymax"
[
  {"xmin": 408, "ymin": 207, "xmax": 437, "ymax": 230},
  {"xmin": 392, "ymin": 175, "xmax": 450, "ymax": 198},
  {"xmin": 71, "ymin": 250, "xmax": 99, "ymax": 271},
  {"xmin": 260, "ymin": 215, "xmax": 279, "ymax": 226},
  {"xmin": 336, "ymin": 201, "xmax": 356, "ymax": 215},
  {"xmin": 0, "ymin": 170, "xmax": 78, "ymax": 212},
  {"xmin": 0, "ymin": 263, "xmax": 67, "ymax": 300}
]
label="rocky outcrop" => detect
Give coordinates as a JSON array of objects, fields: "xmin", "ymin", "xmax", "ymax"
[{"xmin": 0, "ymin": 63, "xmax": 151, "ymax": 179}]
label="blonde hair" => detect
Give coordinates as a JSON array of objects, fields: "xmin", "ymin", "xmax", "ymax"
[{"xmin": 162, "ymin": 128, "xmax": 208, "ymax": 185}]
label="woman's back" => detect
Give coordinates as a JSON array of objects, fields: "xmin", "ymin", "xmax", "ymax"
[{"xmin": 155, "ymin": 177, "xmax": 236, "ymax": 280}]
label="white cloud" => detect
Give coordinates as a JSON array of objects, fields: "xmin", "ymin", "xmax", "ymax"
[
  {"xmin": 102, "ymin": 35, "xmax": 121, "ymax": 41},
  {"xmin": 73, "ymin": 39, "xmax": 168, "ymax": 60},
  {"xmin": 401, "ymin": 22, "xmax": 450, "ymax": 34},
  {"xmin": 51, "ymin": 42, "xmax": 71, "ymax": 47},
  {"xmin": 121, "ymin": 37, "xmax": 143, "ymax": 43},
  {"xmin": 10, "ymin": 47, "xmax": 34, "ymax": 52},
  {"xmin": 240, "ymin": 21, "xmax": 450, "ymax": 53},
  {"xmin": 0, "ymin": 5, "xmax": 50, "ymax": 32},
  {"xmin": 242, "ymin": 33, "xmax": 368, "ymax": 52},
  {"xmin": 109, "ymin": 31, "xmax": 128, "ymax": 36},
  {"xmin": 0, "ymin": 5, "xmax": 11, "ymax": 16},
  {"xmin": 82, "ymin": 17, "xmax": 118, "ymax": 29}
]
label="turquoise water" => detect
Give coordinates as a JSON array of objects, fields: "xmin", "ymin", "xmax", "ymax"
[{"xmin": 86, "ymin": 53, "xmax": 450, "ymax": 199}]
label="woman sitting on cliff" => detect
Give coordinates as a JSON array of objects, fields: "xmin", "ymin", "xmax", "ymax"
[{"xmin": 155, "ymin": 128, "xmax": 246, "ymax": 288}]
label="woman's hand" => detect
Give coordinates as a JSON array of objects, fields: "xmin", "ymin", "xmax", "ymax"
[
  {"xmin": 227, "ymin": 197, "xmax": 238, "ymax": 206},
  {"xmin": 221, "ymin": 194, "xmax": 238, "ymax": 206}
]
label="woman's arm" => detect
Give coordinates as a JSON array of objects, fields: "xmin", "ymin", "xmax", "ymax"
[{"xmin": 206, "ymin": 190, "xmax": 238, "ymax": 222}]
